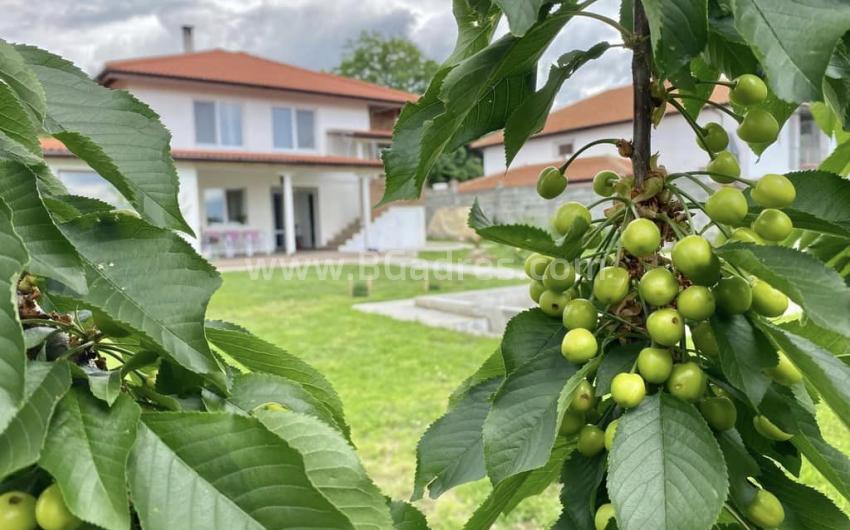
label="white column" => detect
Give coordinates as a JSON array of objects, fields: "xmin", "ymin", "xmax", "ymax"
[
  {"xmin": 175, "ymin": 163, "xmax": 202, "ymax": 252},
  {"xmin": 359, "ymin": 174, "xmax": 372, "ymax": 251},
  {"xmin": 281, "ymin": 173, "xmax": 296, "ymax": 255}
]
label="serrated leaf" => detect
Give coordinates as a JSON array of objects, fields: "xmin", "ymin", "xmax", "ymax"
[
  {"xmin": 0, "ymin": 196, "xmax": 27, "ymax": 434},
  {"xmin": 492, "ymin": 0, "xmax": 548, "ymax": 37},
  {"xmin": 504, "ymin": 43, "xmax": 610, "ymax": 165},
  {"xmin": 710, "ymin": 314, "xmax": 776, "ymax": 407},
  {"xmin": 758, "ymin": 457, "xmax": 850, "ymax": 530},
  {"xmin": 257, "ymin": 410, "xmax": 395, "ymax": 530},
  {"xmin": 39, "ymin": 389, "xmax": 140, "ymax": 530},
  {"xmin": 677, "ymin": 58, "xmax": 721, "ymax": 118},
  {"xmin": 500, "ymin": 308, "xmax": 565, "ymax": 373},
  {"xmin": 468, "ymin": 200, "xmax": 583, "ymax": 258},
  {"xmin": 128, "ymin": 412, "xmax": 353, "ymax": 529},
  {"xmin": 54, "ymin": 214, "xmax": 223, "ymax": 381},
  {"xmin": 448, "ymin": 349, "xmax": 505, "ymax": 406},
  {"xmin": 15, "ymin": 45, "xmax": 191, "ymax": 232},
  {"xmin": 0, "ymin": 78, "xmax": 40, "ymax": 154},
  {"xmin": 820, "ymin": 140, "xmax": 850, "ymax": 176},
  {"xmin": 389, "ymin": 500, "xmax": 429, "ymax": 530},
  {"xmin": 0, "ymin": 361, "xmax": 70, "ymax": 480},
  {"xmin": 770, "ymin": 171, "xmax": 850, "ymax": 238},
  {"xmin": 0, "ymin": 39, "xmax": 45, "ymax": 122},
  {"xmin": 84, "ymin": 368, "xmax": 123, "ymax": 406},
  {"xmin": 464, "ymin": 435, "xmax": 571, "ymax": 530},
  {"xmin": 0, "ymin": 161, "xmax": 86, "ymax": 293},
  {"xmin": 205, "ymin": 320, "xmax": 348, "ymax": 435},
  {"xmin": 413, "ymin": 377, "xmax": 501, "ymax": 500},
  {"xmin": 715, "ymin": 243, "xmax": 850, "ymax": 336},
  {"xmin": 608, "ymin": 393, "xmax": 727, "ymax": 530},
  {"xmin": 483, "ymin": 348, "xmax": 577, "ymax": 484},
  {"xmin": 228, "ymin": 372, "xmax": 343, "ymax": 433},
  {"xmin": 643, "ymin": 0, "xmax": 708, "ymax": 74},
  {"xmin": 44, "ymin": 194, "xmax": 116, "ymax": 224},
  {"xmin": 754, "ymin": 318, "xmax": 850, "ymax": 430},
  {"xmin": 552, "ymin": 452, "xmax": 606, "ymax": 530},
  {"xmin": 732, "ymin": 0, "xmax": 850, "ymax": 103}
]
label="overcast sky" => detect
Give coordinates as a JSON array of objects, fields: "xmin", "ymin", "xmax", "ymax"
[{"xmin": 0, "ymin": 0, "xmax": 630, "ymax": 106}]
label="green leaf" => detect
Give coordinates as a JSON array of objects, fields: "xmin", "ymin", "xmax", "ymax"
[
  {"xmin": 257, "ymin": 410, "xmax": 395, "ymax": 529},
  {"xmin": 552, "ymin": 452, "xmax": 606, "ymax": 530},
  {"xmin": 383, "ymin": 8, "xmax": 572, "ymax": 202},
  {"xmin": 643, "ymin": 0, "xmax": 708, "ymax": 74},
  {"xmin": 413, "ymin": 377, "xmax": 501, "ymax": 499},
  {"xmin": 228, "ymin": 372, "xmax": 344, "ymax": 433},
  {"xmin": 758, "ymin": 457, "xmax": 850, "ymax": 529},
  {"xmin": 503, "ymin": 43, "xmax": 610, "ymax": 165},
  {"xmin": 769, "ymin": 171, "xmax": 850, "ymax": 238},
  {"xmin": 595, "ymin": 342, "xmax": 643, "ymax": 397},
  {"xmin": 710, "ymin": 314, "xmax": 776, "ymax": 407},
  {"xmin": 754, "ymin": 318, "xmax": 850, "ymax": 430},
  {"xmin": 759, "ymin": 384, "xmax": 850, "ymax": 502},
  {"xmin": 39, "ymin": 389, "xmax": 140, "ymax": 530},
  {"xmin": 483, "ymin": 348, "xmax": 577, "ymax": 484},
  {"xmin": 444, "ymin": 0, "xmax": 503, "ymax": 67},
  {"xmin": 44, "ymin": 194, "xmax": 116, "ymax": 224},
  {"xmin": 0, "ymin": 161, "xmax": 86, "ymax": 293},
  {"xmin": 0, "ymin": 196, "xmax": 27, "ymax": 434},
  {"xmin": 205, "ymin": 320, "xmax": 348, "ymax": 435},
  {"xmin": 0, "ymin": 361, "xmax": 70, "ymax": 480},
  {"xmin": 55, "ymin": 214, "xmax": 224, "ymax": 380},
  {"xmin": 0, "ymin": 79, "xmax": 40, "ymax": 154},
  {"xmin": 448, "ymin": 349, "xmax": 505, "ymax": 406},
  {"xmin": 84, "ymin": 368, "xmax": 123, "ymax": 406},
  {"xmin": 492, "ymin": 0, "xmax": 548, "ymax": 37},
  {"xmin": 389, "ymin": 500, "xmax": 429, "ymax": 530},
  {"xmin": 15, "ymin": 45, "xmax": 191, "ymax": 232},
  {"xmin": 468, "ymin": 200, "xmax": 582, "ymax": 259},
  {"xmin": 500, "ymin": 308, "xmax": 565, "ymax": 373},
  {"xmin": 715, "ymin": 242, "xmax": 850, "ymax": 337},
  {"xmin": 128, "ymin": 412, "xmax": 354, "ymax": 529},
  {"xmin": 677, "ymin": 58, "xmax": 721, "ymax": 118},
  {"xmin": 732, "ymin": 0, "xmax": 850, "ymax": 102},
  {"xmin": 607, "ymin": 393, "xmax": 727, "ymax": 530},
  {"xmin": 0, "ymin": 39, "xmax": 45, "ymax": 122},
  {"xmin": 463, "ymin": 435, "xmax": 571, "ymax": 530},
  {"xmin": 705, "ymin": 13, "xmax": 760, "ymax": 79},
  {"xmin": 820, "ymin": 139, "xmax": 850, "ymax": 176}
]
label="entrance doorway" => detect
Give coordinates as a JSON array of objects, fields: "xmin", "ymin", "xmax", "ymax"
[{"xmin": 272, "ymin": 188, "xmax": 318, "ymax": 251}]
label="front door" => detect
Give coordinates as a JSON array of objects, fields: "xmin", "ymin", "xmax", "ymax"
[{"xmin": 271, "ymin": 188, "xmax": 318, "ymax": 251}]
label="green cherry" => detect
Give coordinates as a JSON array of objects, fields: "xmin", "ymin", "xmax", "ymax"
[
  {"xmin": 595, "ymin": 503, "xmax": 616, "ymax": 530},
  {"xmin": 713, "ymin": 276, "xmax": 753, "ymax": 315},
  {"xmin": 765, "ymin": 351, "xmax": 803, "ymax": 386},
  {"xmin": 752, "ymin": 173, "xmax": 796, "ymax": 208},
  {"xmin": 604, "ymin": 420, "xmax": 619, "ymax": 451},
  {"xmin": 35, "ymin": 485, "xmax": 80, "ymax": 530},
  {"xmin": 611, "ymin": 373, "xmax": 646, "ymax": 409},
  {"xmin": 593, "ymin": 170, "xmax": 619, "ymax": 197},
  {"xmin": 691, "ymin": 322, "xmax": 720, "ymax": 359},
  {"xmin": 577, "ymin": 425, "xmax": 606, "ymax": 457},
  {"xmin": 593, "ymin": 266, "xmax": 631, "ymax": 305},
  {"xmin": 705, "ymin": 187, "xmax": 748, "ymax": 226},
  {"xmin": 730, "ymin": 74, "xmax": 768, "ymax": 106},
  {"xmin": 753, "ymin": 415, "xmax": 793, "ymax": 441},
  {"xmin": 750, "ymin": 279, "xmax": 788, "ymax": 317},
  {"xmin": 540, "ymin": 289, "xmax": 571, "ymax": 317},
  {"xmin": 553, "ymin": 202, "xmax": 592, "ymax": 239},
  {"xmin": 699, "ymin": 396, "xmax": 737, "ymax": 431},
  {"xmin": 646, "ymin": 308, "xmax": 685, "ymax": 346},
  {"xmin": 706, "ymin": 151, "xmax": 741, "ymax": 184},
  {"xmin": 745, "ymin": 489, "xmax": 785, "ymax": 529},
  {"xmin": 667, "ymin": 362, "xmax": 707, "ymax": 402},
  {"xmin": 560, "ymin": 409, "xmax": 585, "ymax": 435},
  {"xmin": 637, "ymin": 347, "xmax": 673, "ymax": 383},
  {"xmin": 537, "ymin": 166, "xmax": 567, "ymax": 199},
  {"xmin": 676, "ymin": 285, "xmax": 716, "ymax": 321},
  {"xmin": 542, "ymin": 259, "xmax": 576, "ymax": 292},
  {"xmin": 697, "ymin": 122, "xmax": 729, "ymax": 153},
  {"xmin": 671, "ymin": 235, "xmax": 720, "ymax": 286},
  {"xmin": 562, "ymin": 298, "xmax": 598, "ymax": 330},
  {"xmin": 752, "ymin": 209, "xmax": 793, "ymax": 242},
  {"xmin": 622, "ymin": 218, "xmax": 661, "ymax": 257},
  {"xmin": 524, "ymin": 253, "xmax": 552, "ymax": 280},
  {"xmin": 570, "ymin": 380, "xmax": 596, "ymax": 412},
  {"xmin": 737, "ymin": 108, "xmax": 779, "ymax": 144},
  {"xmin": 0, "ymin": 491, "xmax": 37, "ymax": 530},
  {"xmin": 638, "ymin": 267, "xmax": 679, "ymax": 306},
  {"xmin": 561, "ymin": 328, "xmax": 598, "ymax": 364},
  {"xmin": 529, "ymin": 280, "xmax": 546, "ymax": 303}
]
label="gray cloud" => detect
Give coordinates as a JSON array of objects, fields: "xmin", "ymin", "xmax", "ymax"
[{"xmin": 0, "ymin": 0, "xmax": 631, "ymax": 104}]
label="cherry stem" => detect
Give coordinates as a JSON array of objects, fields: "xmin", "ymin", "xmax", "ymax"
[
  {"xmin": 696, "ymin": 79, "xmax": 737, "ymax": 88},
  {"xmin": 668, "ymin": 92, "xmax": 744, "ymax": 123},
  {"xmin": 559, "ymin": 138, "xmax": 621, "ymax": 173},
  {"xmin": 680, "ymin": 171, "xmax": 756, "ymax": 187},
  {"xmin": 666, "ymin": 98, "xmax": 714, "ymax": 155},
  {"xmin": 564, "ymin": 11, "xmax": 633, "ymax": 38}
]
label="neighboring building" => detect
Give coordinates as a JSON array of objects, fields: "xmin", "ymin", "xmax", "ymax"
[
  {"xmin": 428, "ymin": 84, "xmax": 832, "ymax": 228},
  {"xmin": 43, "ymin": 36, "xmax": 425, "ymax": 257}
]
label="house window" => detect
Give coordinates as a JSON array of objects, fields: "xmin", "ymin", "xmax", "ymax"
[
  {"xmin": 799, "ymin": 112, "xmax": 822, "ymax": 167},
  {"xmin": 58, "ymin": 170, "xmax": 129, "ymax": 208},
  {"xmin": 557, "ymin": 142, "xmax": 574, "ymax": 157},
  {"xmin": 194, "ymin": 101, "xmax": 243, "ymax": 146},
  {"xmin": 204, "ymin": 188, "xmax": 246, "ymax": 225},
  {"xmin": 272, "ymin": 107, "xmax": 316, "ymax": 149}
]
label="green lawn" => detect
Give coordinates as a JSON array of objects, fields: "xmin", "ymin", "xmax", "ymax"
[
  {"xmin": 208, "ymin": 262, "xmax": 849, "ymax": 528},
  {"xmin": 418, "ymin": 241, "xmax": 530, "ymax": 270}
]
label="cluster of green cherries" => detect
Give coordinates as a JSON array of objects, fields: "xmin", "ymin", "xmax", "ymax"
[
  {"xmin": 0, "ymin": 484, "xmax": 80, "ymax": 530},
  {"xmin": 526, "ymin": 74, "xmax": 802, "ymax": 529}
]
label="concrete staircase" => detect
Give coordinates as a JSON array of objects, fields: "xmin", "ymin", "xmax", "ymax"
[
  {"xmin": 339, "ymin": 206, "xmax": 426, "ymax": 252},
  {"xmin": 323, "ymin": 218, "xmax": 363, "ymax": 250}
]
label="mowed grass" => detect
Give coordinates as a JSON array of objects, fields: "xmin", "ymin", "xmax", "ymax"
[{"xmin": 208, "ymin": 262, "xmax": 849, "ymax": 528}]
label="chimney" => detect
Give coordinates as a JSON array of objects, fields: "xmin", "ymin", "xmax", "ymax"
[{"xmin": 181, "ymin": 25, "xmax": 194, "ymax": 53}]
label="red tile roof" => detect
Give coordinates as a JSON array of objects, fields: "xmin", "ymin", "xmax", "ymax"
[
  {"xmin": 40, "ymin": 138, "xmax": 383, "ymax": 169},
  {"xmin": 97, "ymin": 49, "xmax": 417, "ymax": 105},
  {"xmin": 457, "ymin": 155, "xmax": 631, "ymax": 193},
  {"xmin": 472, "ymin": 84, "xmax": 731, "ymax": 148}
]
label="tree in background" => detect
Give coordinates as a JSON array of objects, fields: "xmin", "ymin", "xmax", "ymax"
[{"xmin": 335, "ymin": 30, "xmax": 482, "ymax": 185}]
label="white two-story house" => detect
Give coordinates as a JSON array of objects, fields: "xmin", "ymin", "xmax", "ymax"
[{"xmin": 42, "ymin": 38, "xmax": 425, "ymax": 257}]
